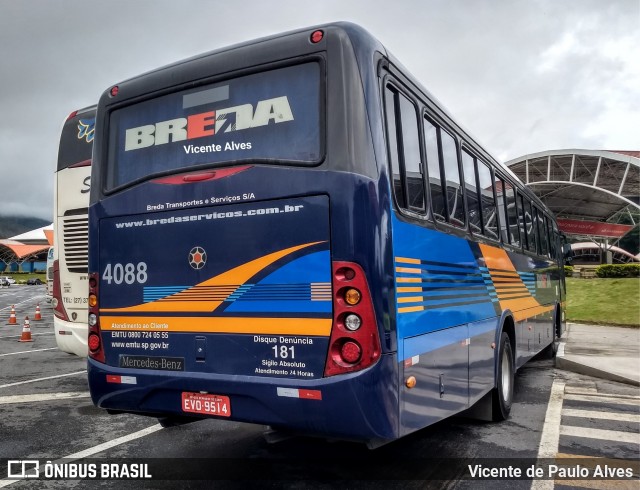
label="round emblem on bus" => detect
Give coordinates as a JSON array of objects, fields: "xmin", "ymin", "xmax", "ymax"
[{"xmin": 188, "ymin": 247, "xmax": 207, "ymax": 270}]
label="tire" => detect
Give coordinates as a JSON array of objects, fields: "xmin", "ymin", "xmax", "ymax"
[
  {"xmin": 492, "ymin": 332, "xmax": 514, "ymax": 421},
  {"xmin": 542, "ymin": 306, "xmax": 560, "ymax": 359}
]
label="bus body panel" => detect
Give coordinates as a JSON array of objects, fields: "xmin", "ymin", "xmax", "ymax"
[
  {"xmin": 53, "ymin": 106, "xmax": 95, "ymax": 357},
  {"xmin": 97, "ymin": 194, "xmax": 333, "ymax": 380},
  {"xmin": 390, "ymin": 214, "xmax": 559, "ymax": 436},
  {"xmin": 88, "ymin": 352, "xmax": 399, "ymax": 440}
]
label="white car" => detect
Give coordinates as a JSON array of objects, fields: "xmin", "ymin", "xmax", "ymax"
[{"xmin": 0, "ymin": 276, "xmax": 13, "ymax": 286}]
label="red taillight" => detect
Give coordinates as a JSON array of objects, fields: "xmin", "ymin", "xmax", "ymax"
[
  {"xmin": 88, "ymin": 333, "xmax": 101, "ymax": 351},
  {"xmin": 88, "ymin": 271, "xmax": 105, "ymax": 363},
  {"xmin": 310, "ymin": 30, "xmax": 324, "ymax": 44},
  {"xmin": 52, "ymin": 260, "xmax": 69, "ymax": 322},
  {"xmin": 340, "ymin": 341, "xmax": 362, "ymax": 364},
  {"xmin": 323, "ymin": 261, "xmax": 381, "ymax": 377},
  {"xmin": 66, "ymin": 110, "xmax": 78, "ymax": 121},
  {"xmin": 110, "ymin": 85, "xmax": 119, "ymax": 97}
]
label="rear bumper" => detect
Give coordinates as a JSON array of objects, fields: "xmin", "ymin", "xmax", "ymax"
[
  {"xmin": 88, "ymin": 353, "xmax": 398, "ymax": 441},
  {"xmin": 55, "ymin": 318, "xmax": 88, "ymax": 357}
]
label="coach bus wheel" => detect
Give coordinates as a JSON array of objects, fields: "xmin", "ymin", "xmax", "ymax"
[
  {"xmin": 492, "ymin": 332, "xmax": 514, "ymax": 421},
  {"xmin": 157, "ymin": 416, "xmax": 197, "ymax": 428},
  {"xmin": 542, "ymin": 307, "xmax": 561, "ymax": 359}
]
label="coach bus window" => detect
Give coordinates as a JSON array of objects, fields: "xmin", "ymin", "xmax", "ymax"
[
  {"xmin": 399, "ymin": 93, "xmax": 425, "ymax": 211},
  {"xmin": 478, "ymin": 161, "xmax": 498, "ymax": 240},
  {"xmin": 107, "ymin": 62, "xmax": 321, "ymax": 190},
  {"xmin": 423, "ymin": 117, "xmax": 445, "ymax": 221},
  {"xmin": 505, "ymin": 185, "xmax": 521, "ymax": 247},
  {"xmin": 440, "ymin": 130, "xmax": 464, "ymax": 227},
  {"xmin": 536, "ymin": 207, "xmax": 549, "ymax": 257},
  {"xmin": 384, "ymin": 87, "xmax": 405, "ymax": 208},
  {"xmin": 545, "ymin": 215, "xmax": 555, "ymax": 259},
  {"xmin": 524, "ymin": 199, "xmax": 538, "ymax": 254},
  {"xmin": 462, "ymin": 149, "xmax": 481, "ymax": 232},
  {"xmin": 518, "ymin": 193, "xmax": 529, "ymax": 251},
  {"xmin": 494, "ymin": 174, "xmax": 509, "ymax": 243}
]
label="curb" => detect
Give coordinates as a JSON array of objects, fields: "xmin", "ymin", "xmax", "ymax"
[{"xmin": 555, "ymin": 342, "xmax": 640, "ymax": 387}]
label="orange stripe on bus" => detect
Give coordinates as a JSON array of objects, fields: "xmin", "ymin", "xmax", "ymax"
[
  {"xmin": 397, "ymin": 287, "xmax": 423, "ymax": 293},
  {"xmin": 395, "ymin": 267, "xmax": 422, "ymax": 274},
  {"xmin": 398, "ymin": 306, "xmax": 425, "ymax": 313},
  {"xmin": 398, "ymin": 296, "xmax": 424, "ymax": 303},
  {"xmin": 99, "ymin": 316, "xmax": 332, "ymax": 336},
  {"xmin": 396, "ymin": 277, "xmax": 422, "ymax": 283},
  {"xmin": 395, "ymin": 257, "xmax": 421, "ymax": 264}
]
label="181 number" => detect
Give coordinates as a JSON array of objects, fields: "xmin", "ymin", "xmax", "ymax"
[{"xmin": 102, "ymin": 262, "xmax": 148, "ymax": 285}]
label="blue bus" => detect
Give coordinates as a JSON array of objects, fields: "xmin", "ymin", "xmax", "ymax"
[{"xmin": 87, "ymin": 23, "xmax": 565, "ymax": 447}]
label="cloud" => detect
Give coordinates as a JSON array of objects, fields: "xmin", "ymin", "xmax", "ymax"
[{"xmin": 0, "ymin": 0, "xmax": 638, "ymax": 219}]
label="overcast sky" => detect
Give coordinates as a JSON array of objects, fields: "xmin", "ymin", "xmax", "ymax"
[{"xmin": 1, "ymin": 0, "xmax": 638, "ymax": 220}]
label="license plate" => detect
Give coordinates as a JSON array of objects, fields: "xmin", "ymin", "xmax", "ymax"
[{"xmin": 181, "ymin": 392, "xmax": 231, "ymax": 417}]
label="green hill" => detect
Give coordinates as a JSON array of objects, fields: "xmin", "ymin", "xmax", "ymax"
[{"xmin": 0, "ymin": 215, "xmax": 50, "ymax": 240}]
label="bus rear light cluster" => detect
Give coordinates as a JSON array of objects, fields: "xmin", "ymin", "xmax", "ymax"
[
  {"xmin": 88, "ymin": 272, "xmax": 105, "ymax": 363},
  {"xmin": 324, "ymin": 262, "xmax": 381, "ymax": 377}
]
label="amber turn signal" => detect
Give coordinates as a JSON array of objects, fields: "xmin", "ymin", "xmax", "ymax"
[{"xmin": 344, "ymin": 288, "xmax": 361, "ymax": 305}]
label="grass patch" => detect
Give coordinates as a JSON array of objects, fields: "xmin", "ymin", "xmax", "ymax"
[{"xmin": 566, "ymin": 277, "xmax": 640, "ymax": 326}]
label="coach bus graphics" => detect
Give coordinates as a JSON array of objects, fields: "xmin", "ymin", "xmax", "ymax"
[{"xmin": 88, "ymin": 23, "xmax": 566, "ymax": 447}]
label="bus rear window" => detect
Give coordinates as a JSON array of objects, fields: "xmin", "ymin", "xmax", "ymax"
[{"xmin": 106, "ymin": 62, "xmax": 322, "ymax": 190}]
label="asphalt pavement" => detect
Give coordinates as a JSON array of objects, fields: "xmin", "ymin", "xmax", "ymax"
[{"xmin": 556, "ymin": 322, "xmax": 640, "ymax": 387}]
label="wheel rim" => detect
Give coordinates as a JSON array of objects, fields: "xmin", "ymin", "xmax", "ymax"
[{"xmin": 501, "ymin": 345, "xmax": 512, "ymax": 403}]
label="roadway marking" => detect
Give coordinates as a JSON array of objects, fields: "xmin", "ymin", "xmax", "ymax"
[
  {"xmin": 0, "ymin": 424, "xmax": 164, "ymax": 488},
  {"xmin": 0, "ymin": 295, "xmax": 47, "ymax": 311},
  {"xmin": 0, "ymin": 348, "xmax": 57, "ymax": 357},
  {"xmin": 562, "ymin": 408, "xmax": 640, "ymax": 423},
  {"xmin": 531, "ymin": 377, "xmax": 565, "ymax": 490},
  {"xmin": 537, "ymin": 378, "xmax": 566, "ymax": 458},
  {"xmin": 0, "ymin": 332, "xmax": 54, "ymax": 340},
  {"xmin": 0, "ymin": 370, "xmax": 86, "ymax": 389},
  {"xmin": 560, "ymin": 425, "xmax": 640, "ymax": 445},
  {"xmin": 565, "ymin": 393, "xmax": 640, "ymax": 406},
  {"xmin": 0, "ymin": 391, "xmax": 90, "ymax": 405},
  {"xmin": 552, "ymin": 453, "xmax": 639, "ymax": 490}
]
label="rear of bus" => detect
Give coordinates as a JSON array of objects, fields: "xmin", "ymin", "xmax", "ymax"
[
  {"xmin": 87, "ymin": 25, "xmax": 400, "ymax": 443},
  {"xmin": 53, "ymin": 106, "xmax": 96, "ymax": 356}
]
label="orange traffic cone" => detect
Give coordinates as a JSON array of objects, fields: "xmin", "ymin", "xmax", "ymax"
[
  {"xmin": 8, "ymin": 305, "xmax": 17, "ymax": 325},
  {"xmin": 18, "ymin": 316, "xmax": 34, "ymax": 343},
  {"xmin": 34, "ymin": 304, "xmax": 42, "ymax": 321}
]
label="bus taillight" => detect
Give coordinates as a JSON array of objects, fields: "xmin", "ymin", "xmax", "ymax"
[
  {"xmin": 88, "ymin": 272, "xmax": 105, "ymax": 363},
  {"xmin": 324, "ymin": 262, "xmax": 381, "ymax": 377}
]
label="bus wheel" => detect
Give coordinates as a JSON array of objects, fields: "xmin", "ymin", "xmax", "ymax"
[
  {"xmin": 492, "ymin": 332, "xmax": 514, "ymax": 421},
  {"xmin": 542, "ymin": 307, "xmax": 560, "ymax": 359}
]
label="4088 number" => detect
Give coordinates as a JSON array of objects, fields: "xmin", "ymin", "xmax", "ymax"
[{"xmin": 102, "ymin": 262, "xmax": 148, "ymax": 285}]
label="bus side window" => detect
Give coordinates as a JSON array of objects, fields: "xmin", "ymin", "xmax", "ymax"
[
  {"xmin": 462, "ymin": 149, "xmax": 481, "ymax": 233},
  {"xmin": 440, "ymin": 130, "xmax": 465, "ymax": 227},
  {"xmin": 545, "ymin": 215, "xmax": 555, "ymax": 259},
  {"xmin": 494, "ymin": 174, "xmax": 509, "ymax": 243},
  {"xmin": 477, "ymin": 161, "xmax": 498, "ymax": 240},
  {"xmin": 518, "ymin": 193, "xmax": 529, "ymax": 251},
  {"xmin": 536, "ymin": 207, "xmax": 549, "ymax": 257},
  {"xmin": 524, "ymin": 198, "xmax": 538, "ymax": 254},
  {"xmin": 506, "ymin": 185, "xmax": 521, "ymax": 247},
  {"xmin": 384, "ymin": 86, "xmax": 405, "ymax": 208},
  {"xmin": 398, "ymin": 93, "xmax": 425, "ymax": 212},
  {"xmin": 423, "ymin": 117, "xmax": 445, "ymax": 221}
]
